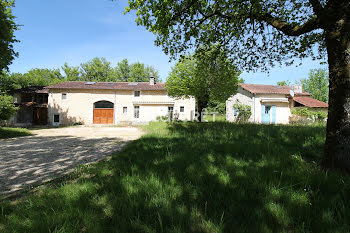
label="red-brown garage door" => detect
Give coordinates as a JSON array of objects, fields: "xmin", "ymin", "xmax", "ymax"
[{"xmin": 93, "ymin": 101, "xmax": 114, "ymax": 124}]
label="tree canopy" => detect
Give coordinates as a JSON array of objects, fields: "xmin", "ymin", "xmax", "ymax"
[
  {"xmin": 125, "ymin": 0, "xmax": 334, "ymax": 71},
  {"xmin": 166, "ymin": 46, "xmax": 240, "ymax": 121},
  {"xmin": 0, "ymin": 58, "xmax": 161, "ymax": 94},
  {"xmin": 0, "ymin": 0, "xmax": 18, "ymax": 71},
  {"xmin": 301, "ymin": 68, "xmax": 329, "ymax": 103}
]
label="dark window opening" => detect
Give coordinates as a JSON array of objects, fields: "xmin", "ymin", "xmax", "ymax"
[
  {"xmin": 134, "ymin": 91, "xmax": 141, "ymax": 97},
  {"xmin": 123, "ymin": 107, "xmax": 127, "ymax": 114},
  {"xmin": 94, "ymin": 101, "xmax": 114, "ymax": 109},
  {"xmin": 180, "ymin": 106, "xmax": 185, "ymax": 112},
  {"xmin": 62, "ymin": 93, "xmax": 67, "ymax": 100},
  {"xmin": 54, "ymin": 114, "xmax": 60, "ymax": 123}
]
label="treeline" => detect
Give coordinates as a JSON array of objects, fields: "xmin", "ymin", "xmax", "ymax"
[{"xmin": 0, "ymin": 57, "xmax": 160, "ymax": 94}]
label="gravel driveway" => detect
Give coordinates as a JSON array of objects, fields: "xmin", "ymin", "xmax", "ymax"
[{"xmin": 0, "ymin": 126, "xmax": 144, "ymax": 197}]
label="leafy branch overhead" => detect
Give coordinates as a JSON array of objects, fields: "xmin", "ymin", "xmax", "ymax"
[{"xmin": 125, "ymin": 0, "xmax": 331, "ymax": 71}]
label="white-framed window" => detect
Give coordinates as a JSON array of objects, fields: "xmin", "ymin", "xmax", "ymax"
[
  {"xmin": 62, "ymin": 93, "xmax": 67, "ymax": 100},
  {"xmin": 134, "ymin": 91, "xmax": 141, "ymax": 97},
  {"xmin": 180, "ymin": 106, "xmax": 185, "ymax": 112},
  {"xmin": 123, "ymin": 107, "xmax": 128, "ymax": 114},
  {"xmin": 134, "ymin": 106, "xmax": 140, "ymax": 118}
]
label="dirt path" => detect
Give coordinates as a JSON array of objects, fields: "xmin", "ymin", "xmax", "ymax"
[{"xmin": 0, "ymin": 126, "xmax": 144, "ymax": 197}]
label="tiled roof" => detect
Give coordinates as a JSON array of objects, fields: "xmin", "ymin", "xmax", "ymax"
[
  {"xmin": 293, "ymin": 96, "xmax": 328, "ymax": 108},
  {"xmin": 12, "ymin": 86, "xmax": 48, "ymax": 94},
  {"xmin": 46, "ymin": 81, "xmax": 166, "ymax": 91},
  {"xmin": 239, "ymin": 83, "xmax": 310, "ymax": 95}
]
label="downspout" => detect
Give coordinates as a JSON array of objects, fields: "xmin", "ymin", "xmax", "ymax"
[{"xmin": 114, "ymin": 91, "xmax": 117, "ymax": 125}]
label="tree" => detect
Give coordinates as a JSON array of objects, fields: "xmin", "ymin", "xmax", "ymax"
[
  {"xmin": 0, "ymin": 0, "xmax": 18, "ymax": 71},
  {"xmin": 115, "ymin": 59, "xmax": 130, "ymax": 81},
  {"xmin": 166, "ymin": 46, "xmax": 240, "ymax": 122},
  {"xmin": 126, "ymin": 0, "xmax": 350, "ymax": 172},
  {"xmin": 0, "ymin": 94, "xmax": 17, "ymax": 121},
  {"xmin": 301, "ymin": 68, "xmax": 329, "ymax": 103},
  {"xmin": 277, "ymin": 81, "xmax": 291, "ymax": 86},
  {"xmin": 61, "ymin": 63, "xmax": 81, "ymax": 81},
  {"xmin": 80, "ymin": 57, "xmax": 115, "ymax": 82}
]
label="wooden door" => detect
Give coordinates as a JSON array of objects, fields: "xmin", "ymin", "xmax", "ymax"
[
  {"xmin": 93, "ymin": 109, "xmax": 114, "ymax": 124},
  {"xmin": 33, "ymin": 107, "xmax": 48, "ymax": 125}
]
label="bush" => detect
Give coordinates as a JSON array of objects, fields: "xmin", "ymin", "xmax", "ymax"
[
  {"xmin": 0, "ymin": 94, "xmax": 18, "ymax": 122},
  {"xmin": 291, "ymin": 108, "xmax": 327, "ymax": 122},
  {"xmin": 233, "ymin": 101, "xmax": 251, "ymax": 122},
  {"xmin": 206, "ymin": 100, "xmax": 226, "ymax": 114}
]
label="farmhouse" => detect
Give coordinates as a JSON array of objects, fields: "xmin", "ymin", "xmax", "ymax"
[
  {"xmin": 11, "ymin": 77, "xmax": 195, "ymax": 126},
  {"xmin": 226, "ymin": 83, "xmax": 328, "ymax": 124}
]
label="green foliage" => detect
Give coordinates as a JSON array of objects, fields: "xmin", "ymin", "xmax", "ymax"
[
  {"xmin": 0, "ymin": 0, "xmax": 19, "ymax": 71},
  {"xmin": 292, "ymin": 108, "xmax": 327, "ymax": 121},
  {"xmin": 2, "ymin": 122, "xmax": 350, "ymax": 232},
  {"xmin": 301, "ymin": 68, "xmax": 329, "ymax": 103},
  {"xmin": 61, "ymin": 63, "xmax": 81, "ymax": 81},
  {"xmin": 80, "ymin": 57, "xmax": 115, "ymax": 82},
  {"xmin": 0, "ymin": 69, "xmax": 65, "ymax": 94},
  {"xmin": 0, "ymin": 94, "xmax": 17, "ymax": 121},
  {"xmin": 277, "ymin": 80, "xmax": 291, "ymax": 86},
  {"xmin": 0, "ymin": 58, "xmax": 161, "ymax": 94},
  {"xmin": 233, "ymin": 101, "xmax": 252, "ymax": 122},
  {"xmin": 166, "ymin": 46, "xmax": 240, "ymax": 113},
  {"xmin": 206, "ymin": 100, "xmax": 226, "ymax": 114},
  {"xmin": 0, "ymin": 127, "xmax": 31, "ymax": 139},
  {"xmin": 125, "ymin": 0, "xmax": 327, "ymax": 72}
]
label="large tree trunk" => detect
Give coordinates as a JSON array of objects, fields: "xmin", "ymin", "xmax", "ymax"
[
  {"xmin": 321, "ymin": 6, "xmax": 350, "ymax": 172},
  {"xmin": 197, "ymin": 100, "xmax": 208, "ymax": 122}
]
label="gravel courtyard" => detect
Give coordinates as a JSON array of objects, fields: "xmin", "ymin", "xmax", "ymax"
[{"xmin": 0, "ymin": 126, "xmax": 144, "ymax": 197}]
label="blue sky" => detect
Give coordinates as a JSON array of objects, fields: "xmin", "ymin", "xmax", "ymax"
[{"xmin": 10, "ymin": 0, "xmax": 327, "ymax": 84}]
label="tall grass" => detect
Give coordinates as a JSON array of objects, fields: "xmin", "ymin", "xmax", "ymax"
[
  {"xmin": 1, "ymin": 122, "xmax": 349, "ymax": 233},
  {"xmin": 0, "ymin": 127, "xmax": 32, "ymax": 139}
]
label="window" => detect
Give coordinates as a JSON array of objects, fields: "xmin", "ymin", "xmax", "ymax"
[
  {"xmin": 265, "ymin": 106, "xmax": 271, "ymax": 114},
  {"xmin": 123, "ymin": 107, "xmax": 128, "ymax": 114},
  {"xmin": 134, "ymin": 106, "xmax": 140, "ymax": 118},
  {"xmin": 180, "ymin": 106, "xmax": 185, "ymax": 112},
  {"xmin": 54, "ymin": 114, "xmax": 60, "ymax": 123},
  {"xmin": 94, "ymin": 101, "xmax": 114, "ymax": 109},
  {"xmin": 234, "ymin": 109, "xmax": 238, "ymax": 116},
  {"xmin": 134, "ymin": 91, "xmax": 141, "ymax": 97},
  {"xmin": 62, "ymin": 93, "xmax": 67, "ymax": 100}
]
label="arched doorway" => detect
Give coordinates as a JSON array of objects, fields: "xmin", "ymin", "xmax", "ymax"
[{"xmin": 93, "ymin": 101, "xmax": 114, "ymax": 124}]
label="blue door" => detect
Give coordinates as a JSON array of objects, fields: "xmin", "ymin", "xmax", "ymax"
[{"xmin": 262, "ymin": 105, "xmax": 271, "ymax": 124}]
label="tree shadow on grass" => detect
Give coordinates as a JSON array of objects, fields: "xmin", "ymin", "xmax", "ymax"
[{"xmin": 1, "ymin": 122, "xmax": 350, "ymax": 233}]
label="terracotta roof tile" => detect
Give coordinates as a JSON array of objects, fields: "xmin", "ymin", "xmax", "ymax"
[
  {"xmin": 12, "ymin": 86, "xmax": 48, "ymax": 94},
  {"xmin": 239, "ymin": 83, "xmax": 310, "ymax": 95},
  {"xmin": 46, "ymin": 81, "xmax": 166, "ymax": 91},
  {"xmin": 293, "ymin": 96, "xmax": 328, "ymax": 108}
]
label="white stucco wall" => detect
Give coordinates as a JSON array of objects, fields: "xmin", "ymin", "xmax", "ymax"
[
  {"xmin": 226, "ymin": 90, "xmax": 291, "ymax": 124},
  {"xmin": 226, "ymin": 87, "xmax": 254, "ymax": 122},
  {"xmin": 254, "ymin": 94, "xmax": 291, "ymax": 124},
  {"xmin": 47, "ymin": 89, "xmax": 195, "ymax": 125}
]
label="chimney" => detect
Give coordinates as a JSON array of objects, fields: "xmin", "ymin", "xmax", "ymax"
[
  {"xmin": 149, "ymin": 73, "xmax": 156, "ymax": 85},
  {"xmin": 291, "ymin": 84, "xmax": 302, "ymax": 93}
]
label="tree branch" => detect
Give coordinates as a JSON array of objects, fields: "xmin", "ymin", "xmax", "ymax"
[
  {"xmin": 259, "ymin": 13, "xmax": 322, "ymax": 36},
  {"xmin": 309, "ymin": 0, "xmax": 324, "ymax": 16}
]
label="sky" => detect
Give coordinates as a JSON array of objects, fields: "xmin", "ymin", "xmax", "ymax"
[{"xmin": 9, "ymin": 0, "xmax": 327, "ymax": 84}]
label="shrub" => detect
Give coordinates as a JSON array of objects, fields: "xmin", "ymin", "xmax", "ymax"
[
  {"xmin": 291, "ymin": 108, "xmax": 327, "ymax": 122},
  {"xmin": 233, "ymin": 101, "xmax": 251, "ymax": 122},
  {"xmin": 0, "ymin": 94, "xmax": 18, "ymax": 122}
]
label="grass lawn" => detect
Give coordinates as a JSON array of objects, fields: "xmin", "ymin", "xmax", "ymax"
[
  {"xmin": 1, "ymin": 122, "xmax": 350, "ymax": 232},
  {"xmin": 0, "ymin": 127, "xmax": 32, "ymax": 139}
]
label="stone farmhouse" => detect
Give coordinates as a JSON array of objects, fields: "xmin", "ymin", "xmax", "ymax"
[{"xmin": 11, "ymin": 77, "xmax": 195, "ymax": 126}]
